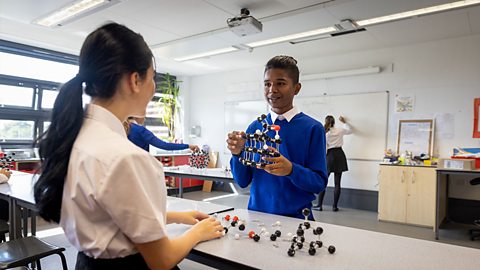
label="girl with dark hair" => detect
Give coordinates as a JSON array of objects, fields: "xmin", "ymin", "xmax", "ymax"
[
  {"xmin": 34, "ymin": 23, "xmax": 223, "ymax": 270},
  {"xmin": 313, "ymin": 115, "xmax": 352, "ymax": 212}
]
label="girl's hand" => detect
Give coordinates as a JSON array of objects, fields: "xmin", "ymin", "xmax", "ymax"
[{"xmin": 189, "ymin": 217, "xmax": 224, "ymax": 243}]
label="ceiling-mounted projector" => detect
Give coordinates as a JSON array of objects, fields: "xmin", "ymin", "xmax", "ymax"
[{"xmin": 227, "ymin": 8, "xmax": 262, "ymax": 37}]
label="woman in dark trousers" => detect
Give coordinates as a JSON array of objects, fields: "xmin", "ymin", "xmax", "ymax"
[{"xmin": 313, "ymin": 115, "xmax": 352, "ymax": 212}]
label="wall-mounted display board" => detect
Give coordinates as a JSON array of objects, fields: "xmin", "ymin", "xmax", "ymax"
[
  {"xmin": 397, "ymin": 119, "xmax": 434, "ymax": 157},
  {"xmin": 295, "ymin": 91, "xmax": 389, "ymax": 160},
  {"xmin": 224, "ymin": 91, "xmax": 389, "ymax": 160},
  {"xmin": 224, "ymin": 100, "xmax": 268, "ymax": 154}
]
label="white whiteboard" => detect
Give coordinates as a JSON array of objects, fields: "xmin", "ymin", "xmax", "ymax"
[
  {"xmin": 294, "ymin": 91, "xmax": 389, "ymax": 160},
  {"xmin": 224, "ymin": 100, "xmax": 268, "ymax": 154},
  {"xmin": 223, "ymin": 92, "xmax": 389, "ymax": 160}
]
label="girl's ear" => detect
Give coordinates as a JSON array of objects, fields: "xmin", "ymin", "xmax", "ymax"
[{"xmin": 128, "ymin": 72, "xmax": 141, "ymax": 93}]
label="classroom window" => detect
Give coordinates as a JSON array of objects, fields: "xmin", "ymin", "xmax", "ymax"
[
  {"xmin": 40, "ymin": 89, "xmax": 92, "ymax": 110},
  {"xmin": 0, "ymin": 119, "xmax": 35, "ymax": 141},
  {"xmin": 0, "ymin": 40, "xmax": 178, "ymax": 149},
  {"xmin": 0, "ymin": 84, "xmax": 34, "ymax": 108},
  {"xmin": 0, "ymin": 52, "xmax": 77, "ymax": 83},
  {"xmin": 40, "ymin": 89, "xmax": 58, "ymax": 109}
]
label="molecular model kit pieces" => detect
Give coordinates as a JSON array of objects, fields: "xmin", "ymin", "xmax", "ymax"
[
  {"xmin": 0, "ymin": 153, "xmax": 15, "ymax": 171},
  {"xmin": 239, "ymin": 114, "xmax": 282, "ymax": 169},
  {"xmin": 188, "ymin": 149, "xmax": 210, "ymax": 169},
  {"xmin": 219, "ymin": 209, "xmax": 336, "ymax": 258}
]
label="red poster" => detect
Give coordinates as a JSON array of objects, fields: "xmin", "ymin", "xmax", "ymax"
[{"xmin": 474, "ymin": 98, "xmax": 480, "ymax": 138}]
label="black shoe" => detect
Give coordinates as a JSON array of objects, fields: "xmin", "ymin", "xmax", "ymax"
[
  {"xmin": 312, "ymin": 205, "xmax": 323, "ymax": 211},
  {"xmin": 332, "ymin": 207, "xmax": 339, "ymax": 212}
]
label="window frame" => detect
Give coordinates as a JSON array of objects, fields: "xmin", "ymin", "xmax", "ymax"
[{"xmin": 0, "ymin": 39, "xmax": 177, "ymax": 149}]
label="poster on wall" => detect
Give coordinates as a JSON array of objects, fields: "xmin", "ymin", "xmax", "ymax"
[
  {"xmin": 474, "ymin": 98, "xmax": 480, "ymax": 138},
  {"xmin": 397, "ymin": 119, "xmax": 434, "ymax": 157},
  {"xmin": 395, "ymin": 94, "xmax": 415, "ymax": 112}
]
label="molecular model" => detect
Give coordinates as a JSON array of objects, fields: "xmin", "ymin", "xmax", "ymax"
[
  {"xmin": 188, "ymin": 149, "xmax": 210, "ymax": 169},
  {"xmin": 218, "ymin": 208, "xmax": 336, "ymax": 258},
  {"xmin": 0, "ymin": 153, "xmax": 15, "ymax": 171},
  {"xmin": 239, "ymin": 114, "xmax": 282, "ymax": 169}
]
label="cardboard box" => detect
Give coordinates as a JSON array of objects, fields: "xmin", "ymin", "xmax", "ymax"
[
  {"xmin": 438, "ymin": 158, "xmax": 475, "ymax": 170},
  {"xmin": 451, "ymin": 156, "xmax": 480, "ymax": 169}
]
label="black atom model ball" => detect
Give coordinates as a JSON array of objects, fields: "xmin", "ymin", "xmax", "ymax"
[{"xmin": 302, "ymin": 208, "xmax": 311, "ymax": 217}]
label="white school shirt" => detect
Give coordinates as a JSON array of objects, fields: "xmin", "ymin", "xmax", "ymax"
[
  {"xmin": 60, "ymin": 104, "xmax": 167, "ymax": 259},
  {"xmin": 326, "ymin": 123, "xmax": 352, "ymax": 150},
  {"xmin": 270, "ymin": 107, "xmax": 299, "ymax": 123}
]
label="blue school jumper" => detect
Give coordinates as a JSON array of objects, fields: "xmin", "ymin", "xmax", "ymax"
[{"xmin": 230, "ymin": 113, "xmax": 328, "ymax": 219}]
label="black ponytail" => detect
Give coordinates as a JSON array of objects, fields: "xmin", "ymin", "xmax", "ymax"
[
  {"xmin": 34, "ymin": 23, "xmax": 153, "ymax": 223},
  {"xmin": 34, "ymin": 77, "xmax": 84, "ymax": 222}
]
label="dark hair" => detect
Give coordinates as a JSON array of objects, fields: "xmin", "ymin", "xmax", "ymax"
[
  {"xmin": 34, "ymin": 23, "xmax": 153, "ymax": 223},
  {"xmin": 324, "ymin": 115, "xmax": 335, "ymax": 133},
  {"xmin": 264, "ymin": 55, "xmax": 300, "ymax": 84}
]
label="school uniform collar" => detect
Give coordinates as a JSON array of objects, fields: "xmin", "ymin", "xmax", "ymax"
[
  {"xmin": 85, "ymin": 103, "xmax": 127, "ymax": 138},
  {"xmin": 270, "ymin": 107, "xmax": 299, "ymax": 123}
]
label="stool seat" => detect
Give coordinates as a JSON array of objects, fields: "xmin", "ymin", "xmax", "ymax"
[{"xmin": 0, "ymin": 236, "xmax": 68, "ymax": 270}]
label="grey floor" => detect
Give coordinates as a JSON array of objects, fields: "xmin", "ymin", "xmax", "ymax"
[{"xmin": 33, "ymin": 190, "xmax": 480, "ymax": 269}]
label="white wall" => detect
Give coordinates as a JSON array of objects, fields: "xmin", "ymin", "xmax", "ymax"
[{"xmin": 182, "ymin": 34, "xmax": 480, "ymax": 199}]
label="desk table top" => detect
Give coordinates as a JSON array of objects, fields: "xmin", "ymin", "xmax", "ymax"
[
  {"xmin": 168, "ymin": 208, "xmax": 480, "ymax": 270},
  {"xmin": 163, "ymin": 165, "xmax": 233, "ymax": 180}
]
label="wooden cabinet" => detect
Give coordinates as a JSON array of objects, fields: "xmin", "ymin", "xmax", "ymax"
[{"xmin": 378, "ymin": 165, "xmax": 436, "ymax": 227}]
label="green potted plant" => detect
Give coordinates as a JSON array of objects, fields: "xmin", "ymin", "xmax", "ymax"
[{"xmin": 156, "ymin": 74, "xmax": 181, "ymax": 141}]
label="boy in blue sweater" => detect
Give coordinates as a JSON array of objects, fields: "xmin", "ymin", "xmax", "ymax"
[{"xmin": 227, "ymin": 55, "xmax": 328, "ymax": 219}]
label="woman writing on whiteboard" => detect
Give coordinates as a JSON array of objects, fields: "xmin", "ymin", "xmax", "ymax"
[{"xmin": 313, "ymin": 115, "xmax": 352, "ymax": 212}]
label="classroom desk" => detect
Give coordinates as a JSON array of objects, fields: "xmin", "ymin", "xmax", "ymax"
[
  {"xmin": 0, "ymin": 171, "xmax": 38, "ymax": 239},
  {"xmin": 164, "ymin": 166, "xmax": 234, "ymax": 198},
  {"xmin": 166, "ymin": 196, "xmax": 233, "ymax": 215},
  {"xmin": 0, "ymin": 171, "xmax": 234, "ymax": 240},
  {"xmin": 435, "ymin": 168, "xmax": 480, "ymax": 240},
  {"xmin": 168, "ymin": 208, "xmax": 480, "ymax": 270}
]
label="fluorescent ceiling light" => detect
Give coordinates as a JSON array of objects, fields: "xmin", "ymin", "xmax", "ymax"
[
  {"xmin": 302, "ymin": 66, "xmax": 381, "ymax": 80},
  {"xmin": 173, "ymin": 47, "xmax": 239, "ymax": 62},
  {"xmin": 33, "ymin": 0, "xmax": 114, "ymax": 27},
  {"xmin": 357, "ymin": 0, "xmax": 480, "ymax": 26},
  {"xmin": 246, "ymin": 27, "xmax": 336, "ymax": 48},
  {"xmin": 166, "ymin": 0, "xmax": 480, "ymax": 61}
]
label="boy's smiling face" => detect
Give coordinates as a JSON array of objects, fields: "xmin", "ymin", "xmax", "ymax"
[{"xmin": 264, "ymin": 68, "xmax": 301, "ymax": 115}]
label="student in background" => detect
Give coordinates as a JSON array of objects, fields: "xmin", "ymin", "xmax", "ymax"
[
  {"xmin": 34, "ymin": 23, "xmax": 223, "ymax": 270},
  {"xmin": 125, "ymin": 116, "xmax": 199, "ymax": 152},
  {"xmin": 226, "ymin": 55, "xmax": 328, "ymax": 220},
  {"xmin": 313, "ymin": 115, "xmax": 352, "ymax": 212}
]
